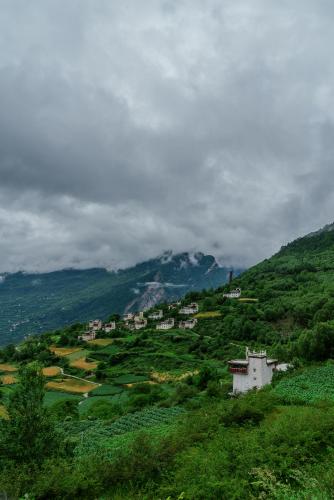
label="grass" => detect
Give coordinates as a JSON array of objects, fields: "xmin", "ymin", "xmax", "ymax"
[
  {"xmin": 1, "ymin": 374, "xmax": 17, "ymax": 385},
  {"xmin": 238, "ymin": 298, "xmax": 259, "ymax": 302},
  {"xmin": 90, "ymin": 384, "xmax": 123, "ymax": 396},
  {"xmin": 70, "ymin": 358, "xmax": 98, "ymax": 371},
  {"xmin": 78, "ymin": 395, "xmax": 117, "ymax": 414},
  {"xmin": 66, "ymin": 349, "xmax": 90, "ymax": 362},
  {"xmin": 150, "ymin": 370, "xmax": 199, "ymax": 383},
  {"xmin": 44, "ymin": 391, "xmax": 83, "ymax": 407},
  {"xmin": 87, "ymin": 338, "xmax": 114, "ymax": 346},
  {"xmin": 42, "ymin": 366, "xmax": 61, "ymax": 377},
  {"xmin": 112, "ymin": 374, "xmax": 149, "ymax": 385},
  {"xmin": 46, "ymin": 377, "xmax": 99, "ymax": 394},
  {"xmin": 0, "ymin": 363, "xmax": 17, "ymax": 372},
  {"xmin": 195, "ymin": 311, "xmax": 222, "ymax": 318},
  {"xmin": 0, "ymin": 405, "xmax": 8, "ymax": 419},
  {"xmin": 50, "ymin": 346, "xmax": 82, "ymax": 357}
]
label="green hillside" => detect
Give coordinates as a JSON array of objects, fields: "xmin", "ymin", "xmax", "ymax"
[
  {"xmin": 0, "ymin": 252, "xmax": 242, "ymax": 346},
  {"xmin": 3, "ymin": 227, "xmax": 334, "ymax": 497}
]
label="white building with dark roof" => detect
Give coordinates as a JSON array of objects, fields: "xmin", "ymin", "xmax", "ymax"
[
  {"xmin": 223, "ymin": 288, "xmax": 241, "ymax": 299},
  {"xmin": 148, "ymin": 310, "xmax": 163, "ymax": 320},
  {"xmin": 228, "ymin": 348, "xmax": 277, "ymax": 394},
  {"xmin": 179, "ymin": 318, "xmax": 198, "ymax": 329},
  {"xmin": 89, "ymin": 320, "xmax": 103, "ymax": 331},
  {"xmin": 78, "ymin": 331, "xmax": 96, "ymax": 342},
  {"xmin": 104, "ymin": 322, "xmax": 116, "ymax": 333},
  {"xmin": 156, "ymin": 318, "xmax": 175, "ymax": 330},
  {"xmin": 179, "ymin": 303, "xmax": 199, "ymax": 315}
]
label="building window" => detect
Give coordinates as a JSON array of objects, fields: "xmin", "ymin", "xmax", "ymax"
[
  {"xmin": 253, "ymin": 368, "xmax": 256, "ymax": 372},
  {"xmin": 253, "ymin": 377, "xmax": 257, "ymax": 381}
]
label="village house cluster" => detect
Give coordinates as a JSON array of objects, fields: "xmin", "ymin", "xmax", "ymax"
[
  {"xmin": 79, "ymin": 302, "xmax": 200, "ymax": 341},
  {"xmin": 78, "ymin": 319, "xmax": 116, "ymax": 341}
]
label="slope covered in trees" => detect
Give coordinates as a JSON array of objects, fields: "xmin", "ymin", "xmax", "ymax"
[{"xmin": 2, "ymin": 227, "xmax": 334, "ymax": 497}]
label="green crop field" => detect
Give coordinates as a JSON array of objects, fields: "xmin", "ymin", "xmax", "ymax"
[
  {"xmin": 65, "ymin": 349, "xmax": 91, "ymax": 361},
  {"xmin": 112, "ymin": 374, "xmax": 149, "ymax": 385},
  {"xmin": 274, "ymin": 364, "xmax": 334, "ymax": 403},
  {"xmin": 44, "ymin": 391, "xmax": 83, "ymax": 407},
  {"xmin": 90, "ymin": 384, "xmax": 123, "ymax": 396}
]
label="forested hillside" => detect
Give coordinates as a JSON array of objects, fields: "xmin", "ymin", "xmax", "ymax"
[{"xmin": 3, "ymin": 228, "xmax": 334, "ymax": 498}]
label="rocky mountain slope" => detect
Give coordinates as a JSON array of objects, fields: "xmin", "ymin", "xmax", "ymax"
[{"xmin": 0, "ymin": 251, "xmax": 243, "ymax": 346}]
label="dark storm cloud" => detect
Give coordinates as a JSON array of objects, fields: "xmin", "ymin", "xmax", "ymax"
[{"xmin": 0, "ymin": 0, "xmax": 334, "ymax": 272}]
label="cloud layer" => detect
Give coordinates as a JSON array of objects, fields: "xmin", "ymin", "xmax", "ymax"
[{"xmin": 1, "ymin": 0, "xmax": 334, "ymax": 272}]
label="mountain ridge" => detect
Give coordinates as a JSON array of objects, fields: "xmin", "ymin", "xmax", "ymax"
[{"xmin": 0, "ymin": 251, "xmax": 244, "ymax": 346}]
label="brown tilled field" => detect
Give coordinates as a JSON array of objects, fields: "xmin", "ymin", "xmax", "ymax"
[
  {"xmin": 42, "ymin": 366, "xmax": 62, "ymax": 377},
  {"xmin": 1, "ymin": 374, "xmax": 17, "ymax": 385},
  {"xmin": 49, "ymin": 346, "xmax": 82, "ymax": 357},
  {"xmin": 0, "ymin": 363, "xmax": 17, "ymax": 372},
  {"xmin": 70, "ymin": 358, "xmax": 97, "ymax": 371},
  {"xmin": 46, "ymin": 378, "xmax": 98, "ymax": 394}
]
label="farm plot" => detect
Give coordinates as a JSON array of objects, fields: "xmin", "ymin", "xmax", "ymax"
[
  {"xmin": 1, "ymin": 374, "xmax": 17, "ymax": 385},
  {"xmin": 195, "ymin": 311, "xmax": 221, "ymax": 318},
  {"xmin": 42, "ymin": 366, "xmax": 61, "ymax": 377},
  {"xmin": 46, "ymin": 377, "xmax": 98, "ymax": 394},
  {"xmin": 90, "ymin": 384, "xmax": 123, "ymax": 396},
  {"xmin": 50, "ymin": 346, "xmax": 82, "ymax": 357},
  {"xmin": 87, "ymin": 338, "xmax": 114, "ymax": 347},
  {"xmin": 0, "ymin": 363, "xmax": 17, "ymax": 372},
  {"xmin": 112, "ymin": 374, "xmax": 149, "ymax": 385},
  {"xmin": 75, "ymin": 406, "xmax": 186, "ymax": 441},
  {"xmin": 274, "ymin": 364, "xmax": 334, "ymax": 403},
  {"xmin": 70, "ymin": 358, "xmax": 97, "ymax": 371},
  {"xmin": 44, "ymin": 391, "xmax": 83, "ymax": 407},
  {"xmin": 66, "ymin": 349, "xmax": 90, "ymax": 362}
]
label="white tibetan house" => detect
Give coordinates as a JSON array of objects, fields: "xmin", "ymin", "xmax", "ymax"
[
  {"xmin": 89, "ymin": 319, "xmax": 103, "ymax": 331},
  {"xmin": 228, "ymin": 348, "xmax": 277, "ymax": 394},
  {"xmin": 179, "ymin": 303, "xmax": 199, "ymax": 315},
  {"xmin": 104, "ymin": 322, "xmax": 116, "ymax": 333},
  {"xmin": 156, "ymin": 318, "xmax": 175, "ymax": 330},
  {"xmin": 148, "ymin": 310, "xmax": 163, "ymax": 320}
]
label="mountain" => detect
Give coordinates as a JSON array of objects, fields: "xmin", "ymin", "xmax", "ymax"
[
  {"xmin": 0, "ymin": 251, "xmax": 243, "ymax": 346},
  {"xmin": 3, "ymin": 225, "xmax": 334, "ymax": 498}
]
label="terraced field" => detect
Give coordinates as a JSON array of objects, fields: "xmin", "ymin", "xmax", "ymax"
[
  {"xmin": 42, "ymin": 366, "xmax": 61, "ymax": 377},
  {"xmin": 0, "ymin": 363, "xmax": 17, "ymax": 372},
  {"xmin": 46, "ymin": 377, "xmax": 99, "ymax": 394},
  {"xmin": 1, "ymin": 374, "xmax": 17, "ymax": 385},
  {"xmin": 70, "ymin": 358, "xmax": 98, "ymax": 371}
]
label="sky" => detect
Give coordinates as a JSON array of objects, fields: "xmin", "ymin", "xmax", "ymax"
[{"xmin": 1, "ymin": 0, "xmax": 334, "ymax": 272}]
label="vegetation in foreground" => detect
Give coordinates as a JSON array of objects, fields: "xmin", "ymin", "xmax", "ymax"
[{"xmin": 2, "ymin": 227, "xmax": 334, "ymax": 496}]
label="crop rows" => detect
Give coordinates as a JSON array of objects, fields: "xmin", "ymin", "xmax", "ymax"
[
  {"xmin": 274, "ymin": 364, "xmax": 334, "ymax": 403},
  {"xmin": 61, "ymin": 406, "xmax": 185, "ymax": 457}
]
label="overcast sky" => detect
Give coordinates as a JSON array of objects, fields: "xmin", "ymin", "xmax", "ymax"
[{"xmin": 1, "ymin": 0, "xmax": 334, "ymax": 272}]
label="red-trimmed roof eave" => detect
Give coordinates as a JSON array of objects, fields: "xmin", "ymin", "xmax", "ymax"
[{"xmin": 228, "ymin": 360, "xmax": 249, "ymax": 365}]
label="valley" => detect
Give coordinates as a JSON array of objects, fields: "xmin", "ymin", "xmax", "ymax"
[
  {"xmin": 3, "ymin": 226, "xmax": 334, "ymax": 497},
  {"xmin": 0, "ymin": 252, "xmax": 242, "ymax": 346}
]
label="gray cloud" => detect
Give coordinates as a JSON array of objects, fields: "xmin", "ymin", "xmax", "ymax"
[{"xmin": 0, "ymin": 0, "xmax": 334, "ymax": 272}]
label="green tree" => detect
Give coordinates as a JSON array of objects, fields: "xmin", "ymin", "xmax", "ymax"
[{"xmin": 0, "ymin": 363, "xmax": 59, "ymax": 465}]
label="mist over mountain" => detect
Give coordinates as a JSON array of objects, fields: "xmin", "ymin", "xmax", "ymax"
[{"xmin": 0, "ymin": 251, "xmax": 243, "ymax": 346}]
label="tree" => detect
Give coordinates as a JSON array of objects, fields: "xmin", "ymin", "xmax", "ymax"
[{"xmin": 0, "ymin": 363, "xmax": 59, "ymax": 465}]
